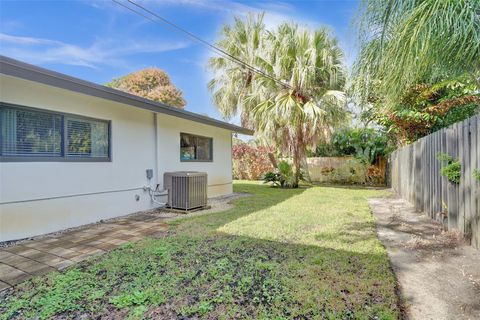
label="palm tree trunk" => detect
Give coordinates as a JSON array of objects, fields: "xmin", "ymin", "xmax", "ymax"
[
  {"xmin": 292, "ymin": 150, "xmax": 301, "ymax": 188},
  {"xmin": 292, "ymin": 128, "xmax": 305, "ymax": 188}
]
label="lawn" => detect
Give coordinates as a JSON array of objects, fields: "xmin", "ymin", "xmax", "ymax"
[{"xmin": 0, "ymin": 182, "xmax": 400, "ymax": 319}]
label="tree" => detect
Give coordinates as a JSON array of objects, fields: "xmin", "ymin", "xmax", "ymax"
[
  {"xmin": 208, "ymin": 14, "xmax": 265, "ymax": 128},
  {"xmin": 232, "ymin": 142, "xmax": 274, "ymax": 180},
  {"xmin": 352, "ymin": 0, "xmax": 480, "ymax": 108},
  {"xmin": 373, "ymin": 77, "xmax": 480, "ymax": 145},
  {"xmin": 209, "ymin": 14, "xmax": 347, "ymax": 187},
  {"xmin": 107, "ymin": 68, "xmax": 186, "ymax": 109}
]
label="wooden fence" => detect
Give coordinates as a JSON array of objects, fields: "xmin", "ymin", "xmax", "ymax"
[{"xmin": 390, "ymin": 115, "xmax": 480, "ymax": 249}]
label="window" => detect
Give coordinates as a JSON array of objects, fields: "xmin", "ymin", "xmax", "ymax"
[
  {"xmin": 180, "ymin": 133, "xmax": 212, "ymax": 161},
  {"xmin": 0, "ymin": 103, "xmax": 110, "ymax": 161},
  {"xmin": 1, "ymin": 107, "xmax": 62, "ymax": 157},
  {"xmin": 67, "ymin": 117, "xmax": 109, "ymax": 158}
]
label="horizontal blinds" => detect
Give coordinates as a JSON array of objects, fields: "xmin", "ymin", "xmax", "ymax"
[
  {"xmin": 1, "ymin": 105, "xmax": 110, "ymax": 160},
  {"xmin": 0, "ymin": 106, "xmax": 62, "ymax": 157},
  {"xmin": 67, "ymin": 117, "xmax": 108, "ymax": 158}
]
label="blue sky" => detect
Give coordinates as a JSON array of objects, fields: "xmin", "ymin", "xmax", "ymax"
[{"xmin": 0, "ymin": 0, "xmax": 359, "ymax": 122}]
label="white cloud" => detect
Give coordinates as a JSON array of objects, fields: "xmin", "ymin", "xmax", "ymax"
[
  {"xmin": 0, "ymin": 33, "xmax": 60, "ymax": 46},
  {"xmin": 0, "ymin": 33, "xmax": 190, "ymax": 69}
]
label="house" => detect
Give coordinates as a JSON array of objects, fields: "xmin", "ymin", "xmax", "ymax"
[{"xmin": 0, "ymin": 56, "xmax": 253, "ymax": 242}]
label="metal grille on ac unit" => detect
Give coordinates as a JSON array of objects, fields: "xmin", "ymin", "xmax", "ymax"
[{"xmin": 163, "ymin": 172, "xmax": 207, "ymax": 211}]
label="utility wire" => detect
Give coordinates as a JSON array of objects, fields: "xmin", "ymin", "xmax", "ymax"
[
  {"xmin": 126, "ymin": 0, "xmax": 292, "ymax": 89},
  {"xmin": 124, "ymin": 0, "xmax": 267, "ymax": 78},
  {"xmin": 112, "ymin": 0, "xmax": 293, "ymax": 90},
  {"xmin": 112, "ymin": 0, "xmax": 161, "ymax": 24}
]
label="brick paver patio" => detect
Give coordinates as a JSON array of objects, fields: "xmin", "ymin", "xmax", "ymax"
[{"xmin": 0, "ymin": 213, "xmax": 168, "ymax": 292}]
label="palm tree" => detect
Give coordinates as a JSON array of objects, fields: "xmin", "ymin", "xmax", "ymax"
[
  {"xmin": 208, "ymin": 13, "xmax": 266, "ymax": 128},
  {"xmin": 353, "ymin": 0, "xmax": 480, "ymax": 107},
  {"xmin": 209, "ymin": 16, "xmax": 347, "ymax": 187}
]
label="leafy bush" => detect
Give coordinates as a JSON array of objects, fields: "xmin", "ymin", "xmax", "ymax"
[
  {"xmin": 437, "ymin": 153, "xmax": 461, "ymax": 184},
  {"xmin": 314, "ymin": 128, "xmax": 389, "ymax": 164},
  {"xmin": 232, "ymin": 142, "xmax": 274, "ymax": 180},
  {"xmin": 262, "ymin": 161, "xmax": 300, "ymax": 188},
  {"xmin": 441, "ymin": 162, "xmax": 461, "ymax": 184},
  {"xmin": 262, "ymin": 172, "xmax": 282, "ymax": 187}
]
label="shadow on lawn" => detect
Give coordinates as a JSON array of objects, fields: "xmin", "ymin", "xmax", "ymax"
[
  {"xmin": 0, "ymin": 182, "xmax": 399, "ymax": 319},
  {"xmin": 11, "ymin": 235, "xmax": 401, "ymax": 319},
  {"xmin": 161, "ymin": 182, "xmax": 403, "ymax": 318},
  {"xmin": 170, "ymin": 182, "xmax": 402, "ymax": 315},
  {"xmin": 0, "ymin": 182, "xmax": 404, "ymax": 319},
  {"xmin": 155, "ymin": 234, "xmax": 402, "ymax": 319}
]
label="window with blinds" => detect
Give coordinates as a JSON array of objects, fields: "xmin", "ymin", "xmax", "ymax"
[
  {"xmin": 0, "ymin": 106, "xmax": 63, "ymax": 157},
  {"xmin": 0, "ymin": 104, "xmax": 110, "ymax": 161},
  {"xmin": 180, "ymin": 133, "xmax": 213, "ymax": 161},
  {"xmin": 67, "ymin": 117, "xmax": 109, "ymax": 158}
]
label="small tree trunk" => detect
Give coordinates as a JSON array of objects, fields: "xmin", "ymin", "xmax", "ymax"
[
  {"xmin": 292, "ymin": 150, "xmax": 302, "ymax": 188},
  {"xmin": 268, "ymin": 152, "xmax": 278, "ymax": 169},
  {"xmin": 291, "ymin": 127, "xmax": 306, "ymax": 188}
]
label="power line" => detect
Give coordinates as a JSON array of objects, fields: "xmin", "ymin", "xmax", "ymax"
[
  {"xmin": 111, "ymin": 0, "xmax": 293, "ymax": 90},
  {"xmin": 125, "ymin": 0, "xmax": 292, "ymax": 89},
  {"xmin": 112, "ymin": 0, "xmax": 161, "ymax": 24}
]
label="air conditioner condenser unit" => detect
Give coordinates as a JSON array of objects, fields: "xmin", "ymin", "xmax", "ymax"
[{"xmin": 163, "ymin": 171, "xmax": 208, "ymax": 211}]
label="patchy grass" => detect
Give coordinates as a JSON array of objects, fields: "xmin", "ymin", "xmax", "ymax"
[{"xmin": 0, "ymin": 182, "xmax": 400, "ymax": 319}]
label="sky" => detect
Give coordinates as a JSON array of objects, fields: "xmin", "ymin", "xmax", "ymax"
[{"xmin": 0, "ymin": 0, "xmax": 359, "ymax": 123}]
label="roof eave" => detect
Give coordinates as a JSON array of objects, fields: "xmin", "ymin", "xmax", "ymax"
[{"xmin": 0, "ymin": 55, "xmax": 254, "ymax": 135}]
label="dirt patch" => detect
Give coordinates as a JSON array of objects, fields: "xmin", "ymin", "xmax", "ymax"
[
  {"xmin": 370, "ymin": 196, "xmax": 480, "ymax": 320},
  {"xmin": 147, "ymin": 192, "xmax": 251, "ymax": 221}
]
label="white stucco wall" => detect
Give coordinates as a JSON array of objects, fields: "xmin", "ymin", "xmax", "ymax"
[
  {"xmin": 0, "ymin": 75, "xmax": 233, "ymax": 241},
  {"xmin": 155, "ymin": 113, "xmax": 233, "ymax": 198}
]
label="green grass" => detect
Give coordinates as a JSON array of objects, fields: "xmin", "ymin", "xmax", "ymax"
[{"xmin": 0, "ymin": 182, "xmax": 400, "ymax": 319}]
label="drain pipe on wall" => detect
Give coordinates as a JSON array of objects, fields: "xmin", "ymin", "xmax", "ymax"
[
  {"xmin": 145, "ymin": 112, "xmax": 167, "ymax": 207},
  {"xmin": 153, "ymin": 112, "xmax": 159, "ymax": 190}
]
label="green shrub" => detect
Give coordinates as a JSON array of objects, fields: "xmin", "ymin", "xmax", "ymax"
[
  {"xmin": 473, "ymin": 169, "xmax": 480, "ymax": 182},
  {"xmin": 262, "ymin": 172, "xmax": 281, "ymax": 186},
  {"xmin": 441, "ymin": 162, "xmax": 461, "ymax": 184},
  {"xmin": 436, "ymin": 153, "xmax": 461, "ymax": 184},
  {"xmin": 262, "ymin": 161, "xmax": 301, "ymax": 188},
  {"xmin": 314, "ymin": 128, "xmax": 390, "ymax": 164}
]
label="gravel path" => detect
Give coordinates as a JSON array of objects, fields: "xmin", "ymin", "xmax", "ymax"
[{"xmin": 369, "ymin": 196, "xmax": 480, "ymax": 320}]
